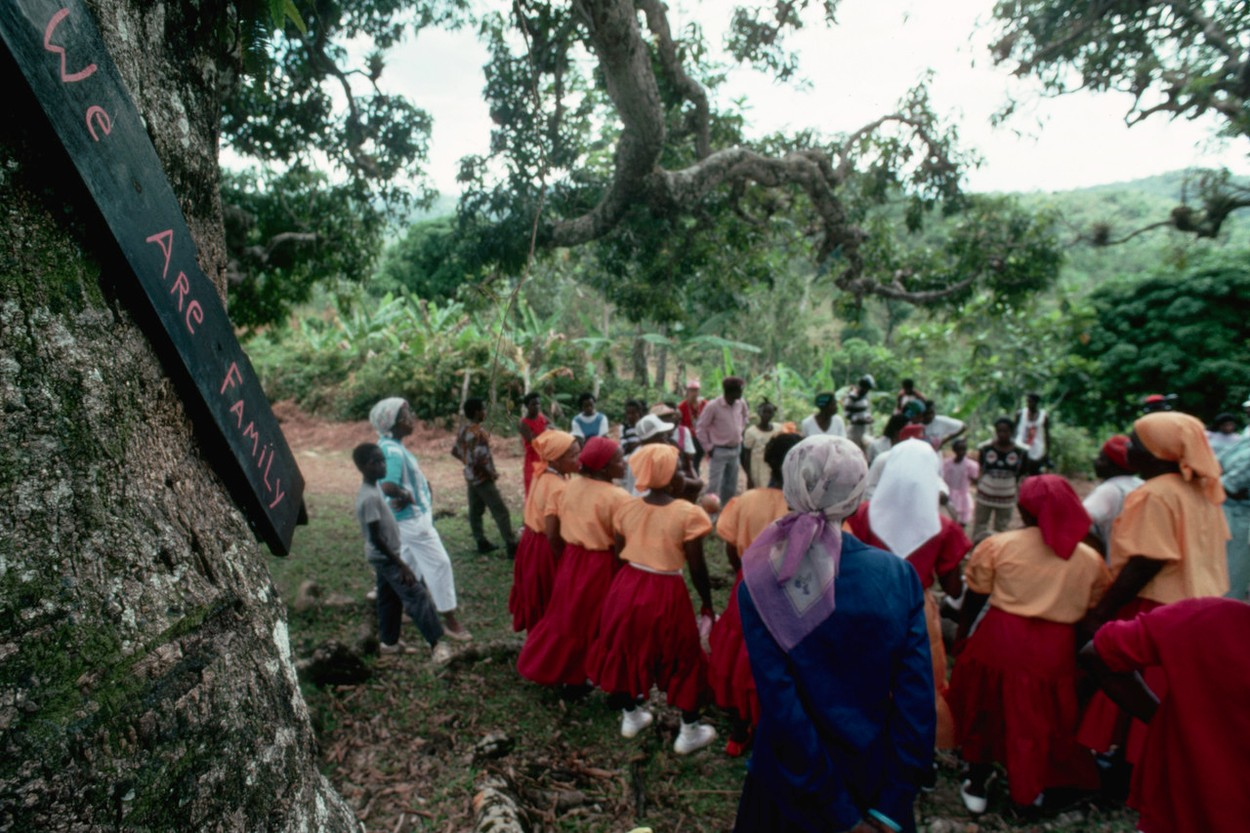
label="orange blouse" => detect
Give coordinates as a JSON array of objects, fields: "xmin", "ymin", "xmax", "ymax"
[
  {"xmin": 717, "ymin": 488, "xmax": 789, "ymax": 552},
  {"xmin": 1109, "ymin": 473, "xmax": 1230, "ymax": 604},
  {"xmin": 523, "ymin": 469, "xmax": 567, "ymax": 533},
  {"xmin": 557, "ymin": 477, "xmax": 632, "ymax": 551},
  {"xmin": 966, "ymin": 527, "xmax": 1110, "ymax": 624},
  {"xmin": 613, "ymin": 498, "xmax": 712, "ymax": 572}
]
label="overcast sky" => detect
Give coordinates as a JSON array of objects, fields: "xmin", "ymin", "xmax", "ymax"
[{"xmin": 377, "ymin": 0, "xmax": 1247, "ymax": 196}]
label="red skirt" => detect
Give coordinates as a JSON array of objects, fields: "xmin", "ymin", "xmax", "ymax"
[
  {"xmin": 948, "ymin": 607, "xmax": 1099, "ymax": 805},
  {"xmin": 1077, "ymin": 597, "xmax": 1165, "ymax": 766},
  {"xmin": 708, "ymin": 572, "xmax": 760, "ymax": 724},
  {"xmin": 516, "ymin": 543, "xmax": 620, "ymax": 686},
  {"xmin": 509, "ymin": 527, "xmax": 557, "ymax": 632},
  {"xmin": 585, "ymin": 564, "xmax": 708, "ymax": 713}
]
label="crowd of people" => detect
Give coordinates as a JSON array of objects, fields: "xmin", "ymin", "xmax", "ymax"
[{"xmin": 349, "ymin": 378, "xmax": 1250, "ymax": 832}]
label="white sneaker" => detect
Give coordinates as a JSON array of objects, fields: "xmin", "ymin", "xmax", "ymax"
[
  {"xmin": 379, "ymin": 640, "xmax": 417, "ymax": 655},
  {"xmin": 431, "ymin": 641, "xmax": 454, "ymax": 666},
  {"xmin": 673, "ymin": 721, "xmax": 717, "ymax": 755},
  {"xmin": 960, "ymin": 779, "xmax": 989, "ymax": 815},
  {"xmin": 620, "ymin": 708, "xmax": 654, "ymax": 738}
]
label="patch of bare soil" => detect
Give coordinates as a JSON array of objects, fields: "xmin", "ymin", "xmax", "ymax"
[{"xmin": 273, "ymin": 399, "xmax": 527, "ymax": 510}]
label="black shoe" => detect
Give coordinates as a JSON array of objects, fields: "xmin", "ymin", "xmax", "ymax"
[{"xmin": 477, "ymin": 540, "xmax": 500, "ymax": 554}]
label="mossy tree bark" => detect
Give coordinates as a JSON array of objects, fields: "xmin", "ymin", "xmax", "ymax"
[{"xmin": 0, "ymin": 2, "xmax": 358, "ymax": 830}]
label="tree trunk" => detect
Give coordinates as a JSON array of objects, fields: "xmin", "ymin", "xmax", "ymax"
[
  {"xmin": 631, "ymin": 325, "xmax": 649, "ymax": 387},
  {"xmin": 0, "ymin": 2, "xmax": 358, "ymax": 830},
  {"xmin": 655, "ymin": 324, "xmax": 668, "ymax": 393}
]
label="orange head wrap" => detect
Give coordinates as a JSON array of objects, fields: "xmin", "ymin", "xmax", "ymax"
[
  {"xmin": 1133, "ymin": 412, "xmax": 1225, "ymax": 504},
  {"xmin": 533, "ymin": 430, "xmax": 577, "ymax": 463},
  {"xmin": 630, "ymin": 443, "xmax": 679, "ymax": 491}
]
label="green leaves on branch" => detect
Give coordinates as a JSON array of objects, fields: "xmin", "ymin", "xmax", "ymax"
[{"xmin": 1066, "ymin": 252, "xmax": 1250, "ymax": 428}]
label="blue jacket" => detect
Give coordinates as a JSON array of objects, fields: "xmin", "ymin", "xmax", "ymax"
[{"xmin": 739, "ymin": 533, "xmax": 935, "ymax": 833}]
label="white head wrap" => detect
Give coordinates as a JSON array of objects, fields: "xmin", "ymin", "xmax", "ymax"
[
  {"xmin": 369, "ymin": 397, "xmax": 408, "ymax": 438},
  {"xmin": 868, "ymin": 438, "xmax": 942, "ymax": 558}
]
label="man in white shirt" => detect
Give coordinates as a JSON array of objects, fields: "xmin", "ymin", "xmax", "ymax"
[
  {"xmin": 920, "ymin": 401, "xmax": 965, "ymax": 450},
  {"xmin": 800, "ymin": 392, "xmax": 846, "ymax": 438}
]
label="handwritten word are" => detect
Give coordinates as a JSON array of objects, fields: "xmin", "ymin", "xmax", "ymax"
[{"xmin": 145, "ymin": 230, "xmax": 204, "ymax": 335}]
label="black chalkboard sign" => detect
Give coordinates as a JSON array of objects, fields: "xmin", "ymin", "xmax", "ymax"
[{"xmin": 0, "ymin": 0, "xmax": 305, "ymax": 555}]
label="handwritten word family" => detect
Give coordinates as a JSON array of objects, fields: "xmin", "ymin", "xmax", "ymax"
[{"xmin": 1, "ymin": 0, "xmax": 304, "ymax": 552}]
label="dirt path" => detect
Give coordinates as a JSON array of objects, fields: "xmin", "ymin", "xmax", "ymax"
[{"xmin": 275, "ymin": 399, "xmax": 527, "ymax": 510}]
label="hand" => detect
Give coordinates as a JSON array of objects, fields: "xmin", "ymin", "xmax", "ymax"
[
  {"xmin": 697, "ymin": 611, "xmax": 715, "ymax": 641},
  {"xmin": 400, "ymin": 566, "xmax": 418, "ymax": 587}
]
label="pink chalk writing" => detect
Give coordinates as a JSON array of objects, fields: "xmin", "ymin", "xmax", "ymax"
[
  {"xmin": 85, "ymin": 105, "xmax": 111, "ymax": 141},
  {"xmin": 43, "ymin": 8, "xmax": 97, "ymax": 83}
]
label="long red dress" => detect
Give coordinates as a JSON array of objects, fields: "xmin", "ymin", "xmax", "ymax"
[
  {"xmin": 586, "ymin": 498, "xmax": 712, "ymax": 712},
  {"xmin": 516, "ymin": 477, "xmax": 630, "ymax": 685},
  {"xmin": 509, "ymin": 469, "xmax": 564, "ymax": 631},
  {"xmin": 1093, "ymin": 597, "xmax": 1250, "ymax": 833},
  {"xmin": 707, "ymin": 488, "xmax": 789, "ymax": 725}
]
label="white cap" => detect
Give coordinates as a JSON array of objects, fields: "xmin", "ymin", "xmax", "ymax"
[{"xmin": 635, "ymin": 414, "xmax": 671, "ymax": 442}]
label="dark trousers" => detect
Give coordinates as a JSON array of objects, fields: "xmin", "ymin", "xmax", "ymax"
[
  {"xmin": 375, "ymin": 560, "xmax": 444, "ymax": 647},
  {"xmin": 691, "ymin": 436, "xmax": 705, "ymax": 473},
  {"xmin": 468, "ymin": 480, "xmax": 516, "ymax": 546}
]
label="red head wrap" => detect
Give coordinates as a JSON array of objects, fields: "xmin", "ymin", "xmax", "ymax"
[
  {"xmin": 1101, "ymin": 434, "xmax": 1131, "ymax": 471},
  {"xmin": 579, "ymin": 437, "xmax": 618, "ymax": 472},
  {"xmin": 899, "ymin": 424, "xmax": 925, "ymax": 442},
  {"xmin": 1017, "ymin": 475, "xmax": 1090, "ymax": 560}
]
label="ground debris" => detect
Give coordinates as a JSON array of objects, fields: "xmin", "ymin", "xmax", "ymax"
[{"xmin": 296, "ymin": 640, "xmax": 372, "ymax": 687}]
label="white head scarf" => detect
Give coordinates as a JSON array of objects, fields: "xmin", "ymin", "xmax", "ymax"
[
  {"xmin": 369, "ymin": 397, "xmax": 408, "ymax": 438},
  {"xmin": 868, "ymin": 438, "xmax": 942, "ymax": 558}
]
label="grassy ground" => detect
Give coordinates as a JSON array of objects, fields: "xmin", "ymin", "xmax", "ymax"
[{"xmin": 269, "ymin": 414, "xmax": 1139, "ymax": 833}]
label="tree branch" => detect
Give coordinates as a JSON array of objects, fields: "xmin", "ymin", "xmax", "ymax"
[{"xmin": 636, "ymin": 0, "xmax": 712, "ymax": 159}]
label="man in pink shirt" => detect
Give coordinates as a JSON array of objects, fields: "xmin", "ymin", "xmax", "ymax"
[{"xmin": 695, "ymin": 376, "xmax": 749, "ymax": 511}]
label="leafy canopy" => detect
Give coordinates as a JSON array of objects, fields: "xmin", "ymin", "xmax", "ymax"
[{"xmin": 1067, "ymin": 253, "xmax": 1250, "ymax": 427}]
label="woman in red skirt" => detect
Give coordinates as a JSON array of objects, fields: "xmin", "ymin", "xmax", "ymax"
[
  {"xmin": 509, "ymin": 430, "xmax": 579, "ymax": 632},
  {"xmin": 845, "ymin": 438, "xmax": 970, "ymax": 753},
  {"xmin": 517, "ymin": 437, "xmax": 630, "ymax": 691},
  {"xmin": 586, "ymin": 443, "xmax": 718, "ymax": 755},
  {"xmin": 948, "ymin": 475, "xmax": 1110, "ymax": 815},
  {"xmin": 1076, "ymin": 412, "xmax": 1229, "ymax": 774},
  {"xmin": 710, "ymin": 432, "xmax": 802, "ymax": 756}
]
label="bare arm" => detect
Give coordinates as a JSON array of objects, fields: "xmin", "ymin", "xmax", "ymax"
[
  {"xmin": 1089, "ymin": 556, "xmax": 1165, "ymax": 627},
  {"xmin": 518, "ymin": 421, "xmax": 535, "ymax": 443},
  {"xmin": 685, "ymin": 538, "xmax": 714, "ymax": 612},
  {"xmin": 937, "ymin": 568, "xmax": 963, "ymax": 600},
  {"xmin": 544, "ymin": 514, "xmax": 565, "ymax": 561},
  {"xmin": 1078, "ymin": 640, "xmax": 1159, "ymax": 723},
  {"xmin": 367, "ymin": 520, "xmax": 416, "ymax": 586},
  {"xmin": 955, "ymin": 590, "xmax": 989, "ymax": 645}
]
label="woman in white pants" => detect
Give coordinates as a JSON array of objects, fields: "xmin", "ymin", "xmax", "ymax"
[{"xmin": 370, "ymin": 397, "xmax": 471, "ymax": 641}]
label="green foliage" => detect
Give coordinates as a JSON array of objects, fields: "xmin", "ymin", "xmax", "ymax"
[
  {"xmin": 1066, "ymin": 252, "xmax": 1250, "ymax": 428},
  {"xmin": 372, "ymin": 216, "xmax": 474, "ymax": 303},
  {"xmin": 223, "ymin": 168, "xmax": 381, "ymax": 328},
  {"xmin": 249, "ymin": 290, "xmax": 595, "ymax": 423},
  {"xmin": 218, "ymin": 1, "xmax": 473, "ymax": 326},
  {"xmin": 991, "ymin": 0, "xmax": 1250, "ymax": 138}
]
